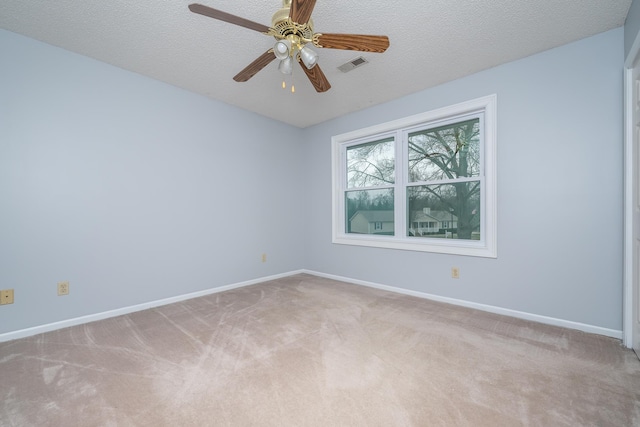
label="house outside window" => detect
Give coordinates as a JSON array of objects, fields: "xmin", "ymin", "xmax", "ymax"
[{"xmin": 332, "ymin": 95, "xmax": 497, "ymax": 257}]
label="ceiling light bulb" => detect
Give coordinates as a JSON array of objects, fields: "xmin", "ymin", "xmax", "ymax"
[
  {"xmin": 299, "ymin": 46, "xmax": 318, "ymax": 69},
  {"xmin": 274, "ymin": 40, "xmax": 291, "ymax": 60},
  {"xmin": 278, "ymin": 57, "xmax": 293, "ymax": 75}
]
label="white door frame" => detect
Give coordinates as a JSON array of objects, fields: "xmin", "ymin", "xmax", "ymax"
[{"xmin": 624, "ymin": 33, "xmax": 640, "ymax": 349}]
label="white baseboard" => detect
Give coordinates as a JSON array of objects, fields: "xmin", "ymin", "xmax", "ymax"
[
  {"xmin": 0, "ymin": 268, "xmax": 622, "ymax": 342},
  {"xmin": 0, "ymin": 270, "xmax": 305, "ymax": 343},
  {"xmin": 301, "ymin": 270, "xmax": 623, "ymax": 340}
]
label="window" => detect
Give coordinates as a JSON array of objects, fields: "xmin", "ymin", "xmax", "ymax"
[{"xmin": 332, "ymin": 95, "xmax": 497, "ymax": 257}]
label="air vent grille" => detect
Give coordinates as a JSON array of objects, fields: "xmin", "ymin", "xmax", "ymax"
[{"xmin": 338, "ymin": 56, "xmax": 369, "ymax": 73}]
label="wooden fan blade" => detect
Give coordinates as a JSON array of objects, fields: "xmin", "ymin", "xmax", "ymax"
[
  {"xmin": 299, "ymin": 61, "xmax": 331, "ymax": 93},
  {"xmin": 315, "ymin": 33, "xmax": 390, "ymax": 53},
  {"xmin": 189, "ymin": 3, "xmax": 270, "ymax": 33},
  {"xmin": 289, "ymin": 0, "xmax": 317, "ymax": 24},
  {"xmin": 233, "ymin": 50, "xmax": 276, "ymax": 82}
]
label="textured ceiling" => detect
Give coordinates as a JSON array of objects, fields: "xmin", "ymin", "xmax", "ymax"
[{"xmin": 0, "ymin": 0, "xmax": 632, "ymax": 128}]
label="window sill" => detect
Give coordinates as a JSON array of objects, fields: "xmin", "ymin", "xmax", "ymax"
[{"xmin": 333, "ymin": 234, "xmax": 497, "ymax": 258}]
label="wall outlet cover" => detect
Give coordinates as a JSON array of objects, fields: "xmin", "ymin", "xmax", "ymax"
[
  {"xmin": 0, "ymin": 289, "xmax": 14, "ymax": 305},
  {"xmin": 58, "ymin": 281, "xmax": 69, "ymax": 296}
]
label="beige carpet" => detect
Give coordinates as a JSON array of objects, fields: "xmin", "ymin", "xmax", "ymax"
[{"xmin": 1, "ymin": 274, "xmax": 639, "ymax": 426}]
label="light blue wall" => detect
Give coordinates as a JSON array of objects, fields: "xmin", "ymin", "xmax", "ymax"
[
  {"xmin": 0, "ymin": 29, "xmax": 305, "ymax": 334},
  {"xmin": 626, "ymin": 0, "xmax": 640, "ymax": 60},
  {"xmin": 303, "ymin": 28, "xmax": 624, "ymax": 331}
]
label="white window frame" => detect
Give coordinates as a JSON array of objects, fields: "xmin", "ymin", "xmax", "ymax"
[{"xmin": 331, "ymin": 94, "xmax": 497, "ymax": 258}]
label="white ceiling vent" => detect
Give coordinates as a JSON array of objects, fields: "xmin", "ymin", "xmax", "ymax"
[{"xmin": 338, "ymin": 56, "xmax": 369, "ymax": 73}]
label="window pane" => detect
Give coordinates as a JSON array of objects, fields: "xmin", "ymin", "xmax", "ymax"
[
  {"xmin": 347, "ymin": 137, "xmax": 395, "ymax": 188},
  {"xmin": 346, "ymin": 189, "xmax": 394, "ymax": 235},
  {"xmin": 408, "ymin": 118, "xmax": 480, "ymax": 182},
  {"xmin": 407, "ymin": 183, "xmax": 480, "ymax": 240}
]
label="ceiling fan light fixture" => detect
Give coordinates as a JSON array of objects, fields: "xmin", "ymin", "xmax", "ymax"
[
  {"xmin": 188, "ymin": 2, "xmax": 390, "ymax": 93},
  {"xmin": 299, "ymin": 46, "xmax": 318, "ymax": 69},
  {"xmin": 278, "ymin": 57, "xmax": 293, "ymax": 75},
  {"xmin": 274, "ymin": 39, "xmax": 291, "ymax": 60}
]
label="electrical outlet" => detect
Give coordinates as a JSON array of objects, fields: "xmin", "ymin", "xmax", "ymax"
[
  {"xmin": 0, "ymin": 289, "xmax": 14, "ymax": 305},
  {"xmin": 261, "ymin": 253, "xmax": 267, "ymax": 263},
  {"xmin": 58, "ymin": 281, "xmax": 69, "ymax": 296},
  {"xmin": 451, "ymin": 267, "xmax": 460, "ymax": 279}
]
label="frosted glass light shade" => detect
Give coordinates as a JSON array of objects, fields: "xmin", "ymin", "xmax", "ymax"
[
  {"xmin": 274, "ymin": 40, "xmax": 291, "ymax": 60},
  {"xmin": 299, "ymin": 46, "xmax": 318, "ymax": 69},
  {"xmin": 278, "ymin": 57, "xmax": 293, "ymax": 75}
]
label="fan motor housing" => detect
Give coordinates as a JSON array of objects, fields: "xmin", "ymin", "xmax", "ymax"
[{"xmin": 271, "ymin": 1, "xmax": 314, "ymax": 39}]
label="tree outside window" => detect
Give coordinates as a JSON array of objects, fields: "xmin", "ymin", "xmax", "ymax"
[{"xmin": 407, "ymin": 119, "xmax": 481, "ymax": 240}]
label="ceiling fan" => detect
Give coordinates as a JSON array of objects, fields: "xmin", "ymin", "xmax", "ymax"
[{"xmin": 188, "ymin": 0, "xmax": 390, "ymax": 93}]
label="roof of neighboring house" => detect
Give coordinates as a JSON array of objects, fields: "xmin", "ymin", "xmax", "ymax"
[
  {"xmin": 413, "ymin": 211, "xmax": 458, "ymax": 222},
  {"xmin": 350, "ymin": 210, "xmax": 394, "ymax": 223},
  {"xmin": 350, "ymin": 210, "xmax": 458, "ymax": 223}
]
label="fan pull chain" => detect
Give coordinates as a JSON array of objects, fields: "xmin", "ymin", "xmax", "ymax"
[
  {"xmin": 290, "ymin": 66, "xmax": 295, "ymax": 93},
  {"xmin": 281, "ymin": 70, "xmax": 295, "ymax": 93}
]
